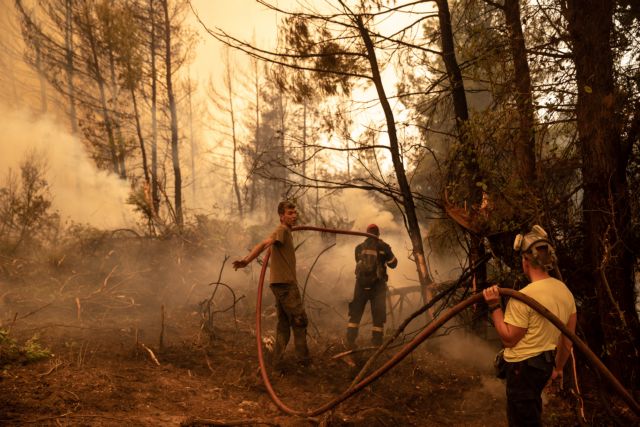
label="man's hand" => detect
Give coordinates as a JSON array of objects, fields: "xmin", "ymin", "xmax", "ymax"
[
  {"xmin": 546, "ymin": 368, "xmax": 564, "ymax": 394},
  {"xmin": 232, "ymin": 259, "xmax": 249, "ymax": 270},
  {"xmin": 483, "ymin": 284, "xmax": 501, "ymax": 305}
]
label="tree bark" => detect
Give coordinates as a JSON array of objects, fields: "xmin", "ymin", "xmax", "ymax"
[
  {"xmin": 65, "ymin": 0, "xmax": 79, "ymax": 134},
  {"xmin": 82, "ymin": 1, "xmax": 118, "ymax": 175},
  {"xmin": 436, "ymin": 0, "xmax": 485, "ymax": 285},
  {"xmin": 149, "ymin": 0, "xmax": 160, "ymax": 215},
  {"xmin": 129, "ymin": 82, "xmax": 149, "ymax": 186},
  {"xmin": 35, "ymin": 43, "xmax": 47, "ymax": 114},
  {"xmin": 108, "ymin": 47, "xmax": 126, "ymax": 179},
  {"xmin": 224, "ymin": 49, "xmax": 243, "ymax": 219},
  {"xmin": 187, "ymin": 75, "xmax": 196, "ymax": 203},
  {"xmin": 563, "ymin": 0, "xmax": 639, "ymax": 384},
  {"xmin": 503, "ymin": 0, "xmax": 536, "ymax": 184},
  {"xmin": 162, "ymin": 0, "xmax": 183, "ymax": 227}
]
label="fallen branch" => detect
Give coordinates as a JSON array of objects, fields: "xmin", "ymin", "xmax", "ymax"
[
  {"xmin": 204, "ymin": 353, "xmax": 215, "ymax": 375},
  {"xmin": 5, "ymin": 301, "xmax": 54, "ymax": 327},
  {"xmin": 181, "ymin": 416, "xmax": 281, "ymax": 426},
  {"xmin": 38, "ymin": 360, "xmax": 64, "ymax": 377},
  {"xmin": 139, "ymin": 342, "xmax": 160, "ymax": 366}
]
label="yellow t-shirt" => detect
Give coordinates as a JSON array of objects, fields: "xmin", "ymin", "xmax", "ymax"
[
  {"xmin": 268, "ymin": 224, "xmax": 297, "ymax": 286},
  {"xmin": 503, "ymin": 277, "xmax": 576, "ymax": 362}
]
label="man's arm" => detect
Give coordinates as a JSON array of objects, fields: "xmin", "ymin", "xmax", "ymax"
[
  {"xmin": 232, "ymin": 237, "xmax": 275, "ymax": 270},
  {"xmin": 483, "ymin": 285, "xmax": 527, "ymax": 348},
  {"xmin": 385, "ymin": 244, "xmax": 398, "ymax": 269},
  {"xmin": 551, "ymin": 312, "xmax": 577, "ymax": 380}
]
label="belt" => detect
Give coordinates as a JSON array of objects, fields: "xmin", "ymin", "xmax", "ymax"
[{"xmin": 509, "ymin": 349, "xmax": 555, "ymax": 371}]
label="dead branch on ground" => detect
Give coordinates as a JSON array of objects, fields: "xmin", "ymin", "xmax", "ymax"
[{"xmin": 139, "ymin": 342, "xmax": 160, "ymax": 366}]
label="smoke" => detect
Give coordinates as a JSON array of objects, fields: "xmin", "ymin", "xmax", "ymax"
[{"xmin": 0, "ymin": 105, "xmax": 135, "ymax": 229}]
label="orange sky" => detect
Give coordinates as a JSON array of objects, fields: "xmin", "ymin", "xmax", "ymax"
[{"xmin": 189, "ymin": 0, "xmax": 292, "ymax": 86}]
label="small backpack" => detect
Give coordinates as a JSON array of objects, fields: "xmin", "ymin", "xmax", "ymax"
[{"xmin": 355, "ymin": 240, "xmax": 385, "ymax": 283}]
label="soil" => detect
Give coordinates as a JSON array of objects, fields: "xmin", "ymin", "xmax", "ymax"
[
  {"xmin": 0, "ymin": 236, "xmax": 581, "ymax": 426},
  {"xmin": 0, "ymin": 303, "xmax": 583, "ymax": 426}
]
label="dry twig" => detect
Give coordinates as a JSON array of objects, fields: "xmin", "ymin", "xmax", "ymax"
[
  {"xmin": 181, "ymin": 417, "xmax": 280, "ymax": 426},
  {"xmin": 139, "ymin": 342, "xmax": 160, "ymax": 366}
]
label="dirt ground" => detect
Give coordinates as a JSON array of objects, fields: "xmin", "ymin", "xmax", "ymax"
[
  {"xmin": 0, "ymin": 234, "xmax": 584, "ymax": 426},
  {"xmin": 0, "ymin": 301, "xmax": 582, "ymax": 426}
]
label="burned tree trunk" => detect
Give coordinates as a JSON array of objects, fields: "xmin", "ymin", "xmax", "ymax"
[{"xmin": 564, "ymin": 0, "xmax": 639, "ymax": 384}]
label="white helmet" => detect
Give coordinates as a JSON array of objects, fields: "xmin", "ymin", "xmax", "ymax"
[{"xmin": 513, "ymin": 225, "xmax": 557, "ymax": 270}]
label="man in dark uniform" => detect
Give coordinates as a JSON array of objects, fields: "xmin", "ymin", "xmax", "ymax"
[
  {"xmin": 233, "ymin": 201, "xmax": 310, "ymax": 368},
  {"xmin": 346, "ymin": 224, "xmax": 398, "ymax": 348}
]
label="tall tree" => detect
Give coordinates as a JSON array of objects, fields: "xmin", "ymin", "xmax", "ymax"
[
  {"xmin": 161, "ymin": 0, "xmax": 183, "ymax": 227},
  {"xmin": 563, "ymin": 0, "xmax": 640, "ymax": 384},
  {"xmin": 435, "ymin": 0, "xmax": 487, "ymax": 290},
  {"xmin": 502, "ymin": 0, "xmax": 536, "ymax": 185},
  {"xmin": 64, "ymin": 0, "xmax": 79, "ymax": 134},
  {"xmin": 206, "ymin": 47, "xmax": 244, "ymax": 218},
  {"xmin": 149, "ymin": 0, "xmax": 160, "ymax": 215},
  {"xmin": 354, "ymin": 12, "xmax": 435, "ymax": 301}
]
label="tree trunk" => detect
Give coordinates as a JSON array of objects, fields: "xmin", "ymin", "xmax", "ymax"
[
  {"xmin": 149, "ymin": 0, "xmax": 160, "ymax": 215},
  {"xmin": 503, "ymin": 0, "xmax": 536, "ymax": 184},
  {"xmin": 83, "ymin": 2, "xmax": 118, "ymax": 175},
  {"xmin": 355, "ymin": 16, "xmax": 434, "ymax": 304},
  {"xmin": 65, "ymin": 0, "xmax": 79, "ymax": 134},
  {"xmin": 302, "ymin": 100, "xmax": 307, "ymax": 186},
  {"xmin": 35, "ymin": 43, "xmax": 47, "ymax": 114},
  {"xmin": 187, "ymin": 75, "xmax": 196, "ymax": 203},
  {"xmin": 564, "ymin": 0, "xmax": 639, "ymax": 384},
  {"xmin": 249, "ymin": 54, "xmax": 260, "ymax": 213},
  {"xmin": 108, "ymin": 48, "xmax": 126, "ymax": 179},
  {"xmin": 225, "ymin": 49, "xmax": 243, "ymax": 218},
  {"xmin": 129, "ymin": 82, "xmax": 149, "ymax": 186},
  {"xmin": 436, "ymin": 0, "xmax": 485, "ymax": 286},
  {"xmin": 162, "ymin": 0, "xmax": 183, "ymax": 227}
]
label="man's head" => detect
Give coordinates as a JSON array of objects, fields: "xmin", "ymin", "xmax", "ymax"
[
  {"xmin": 278, "ymin": 201, "xmax": 297, "ymax": 228},
  {"xmin": 366, "ymin": 224, "xmax": 380, "ymax": 236},
  {"xmin": 514, "ymin": 225, "xmax": 557, "ymax": 275}
]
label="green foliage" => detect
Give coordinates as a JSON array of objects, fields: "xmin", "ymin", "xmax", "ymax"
[
  {"xmin": 0, "ymin": 329, "xmax": 52, "ymax": 367},
  {"xmin": 22, "ymin": 336, "xmax": 52, "ymax": 362}
]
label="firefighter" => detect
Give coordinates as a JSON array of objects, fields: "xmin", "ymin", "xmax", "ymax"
[{"xmin": 346, "ymin": 224, "xmax": 398, "ymax": 348}]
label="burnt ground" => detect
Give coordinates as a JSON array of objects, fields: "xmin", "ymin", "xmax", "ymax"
[
  {"xmin": 0, "ymin": 300, "xmax": 583, "ymax": 426},
  {"xmin": 0, "ymin": 234, "xmax": 587, "ymax": 426}
]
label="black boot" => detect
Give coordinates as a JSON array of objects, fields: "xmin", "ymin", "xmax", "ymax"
[
  {"xmin": 346, "ymin": 326, "xmax": 359, "ymax": 350},
  {"xmin": 372, "ymin": 329, "xmax": 383, "ymax": 347}
]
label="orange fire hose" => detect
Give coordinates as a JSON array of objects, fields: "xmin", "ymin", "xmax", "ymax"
[{"xmin": 254, "ymin": 227, "xmax": 640, "ymax": 419}]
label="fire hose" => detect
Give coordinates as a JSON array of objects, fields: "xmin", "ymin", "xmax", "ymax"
[{"xmin": 254, "ymin": 226, "xmax": 640, "ymax": 419}]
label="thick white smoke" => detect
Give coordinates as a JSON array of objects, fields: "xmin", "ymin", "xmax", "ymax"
[{"xmin": 0, "ymin": 105, "xmax": 135, "ymax": 229}]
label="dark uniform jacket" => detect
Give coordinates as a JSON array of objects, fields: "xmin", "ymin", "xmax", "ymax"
[{"xmin": 354, "ymin": 237, "xmax": 397, "ymax": 286}]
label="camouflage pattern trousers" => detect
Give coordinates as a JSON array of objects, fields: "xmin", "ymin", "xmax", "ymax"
[{"xmin": 269, "ymin": 283, "xmax": 310, "ymax": 365}]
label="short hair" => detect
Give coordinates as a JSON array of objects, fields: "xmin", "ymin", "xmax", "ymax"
[{"xmin": 277, "ymin": 200, "xmax": 296, "ymax": 215}]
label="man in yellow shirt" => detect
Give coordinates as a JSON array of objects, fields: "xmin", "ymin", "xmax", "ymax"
[{"xmin": 483, "ymin": 225, "xmax": 577, "ymax": 426}]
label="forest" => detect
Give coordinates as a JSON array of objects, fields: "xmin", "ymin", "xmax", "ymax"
[{"xmin": 0, "ymin": 0, "xmax": 638, "ymax": 425}]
